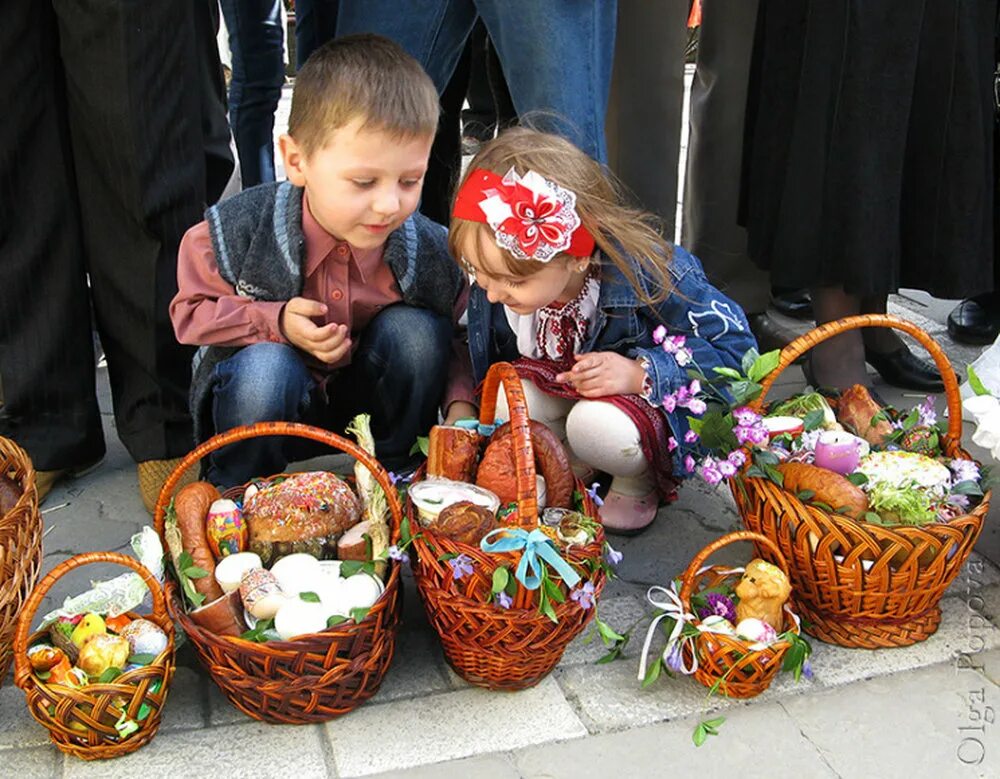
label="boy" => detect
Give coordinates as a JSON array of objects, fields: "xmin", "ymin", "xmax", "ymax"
[{"xmin": 171, "ymin": 34, "xmax": 476, "ymax": 487}]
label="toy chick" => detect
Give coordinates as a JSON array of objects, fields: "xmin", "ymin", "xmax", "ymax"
[{"xmin": 735, "ymin": 559, "xmax": 791, "ymax": 630}]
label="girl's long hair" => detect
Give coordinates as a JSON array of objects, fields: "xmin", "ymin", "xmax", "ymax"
[{"xmin": 448, "ymin": 126, "xmax": 673, "ymax": 306}]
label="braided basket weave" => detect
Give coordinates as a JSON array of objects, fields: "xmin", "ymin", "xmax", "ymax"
[
  {"xmin": 14, "ymin": 552, "xmax": 175, "ymax": 760},
  {"xmin": 0, "ymin": 436, "xmax": 43, "ymax": 687},
  {"xmin": 153, "ymin": 422, "xmax": 402, "ymax": 723},
  {"xmin": 731, "ymin": 315, "xmax": 988, "ymax": 648},
  {"xmin": 680, "ymin": 531, "xmax": 798, "ymax": 699},
  {"xmin": 407, "ymin": 362, "xmax": 606, "ymax": 690}
]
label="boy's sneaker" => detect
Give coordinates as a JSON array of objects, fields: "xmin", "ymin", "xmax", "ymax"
[
  {"xmin": 137, "ymin": 457, "xmax": 197, "ymax": 515},
  {"xmin": 35, "ymin": 456, "xmax": 104, "ymax": 503}
]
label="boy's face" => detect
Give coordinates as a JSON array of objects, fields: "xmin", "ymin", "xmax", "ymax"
[{"xmin": 280, "ymin": 117, "xmax": 433, "ymax": 249}]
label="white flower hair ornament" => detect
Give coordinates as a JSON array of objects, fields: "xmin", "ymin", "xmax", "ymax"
[{"xmin": 452, "ymin": 166, "xmax": 596, "ymax": 262}]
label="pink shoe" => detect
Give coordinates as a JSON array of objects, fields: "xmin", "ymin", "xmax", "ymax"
[{"xmin": 599, "ymin": 488, "xmax": 659, "ymax": 536}]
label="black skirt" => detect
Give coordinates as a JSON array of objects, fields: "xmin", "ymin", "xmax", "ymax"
[{"xmin": 740, "ymin": 0, "xmax": 997, "ymax": 298}]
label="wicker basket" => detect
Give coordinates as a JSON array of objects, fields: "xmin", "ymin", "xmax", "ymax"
[
  {"xmin": 678, "ymin": 531, "xmax": 799, "ymax": 699},
  {"xmin": 0, "ymin": 436, "xmax": 43, "ymax": 687},
  {"xmin": 731, "ymin": 314, "xmax": 989, "ymax": 648},
  {"xmin": 13, "ymin": 552, "xmax": 175, "ymax": 760},
  {"xmin": 406, "ymin": 362, "xmax": 606, "ymax": 690},
  {"xmin": 152, "ymin": 421, "xmax": 402, "ymax": 724}
]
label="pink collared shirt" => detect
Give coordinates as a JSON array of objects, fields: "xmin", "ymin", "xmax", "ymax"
[{"xmin": 170, "ymin": 192, "xmax": 474, "ymax": 413}]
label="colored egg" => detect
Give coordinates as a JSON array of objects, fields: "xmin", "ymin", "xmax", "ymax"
[
  {"xmin": 239, "ymin": 568, "xmax": 286, "ymax": 620},
  {"xmin": 119, "ymin": 619, "xmax": 168, "ymax": 657},
  {"xmin": 215, "ymin": 551, "xmax": 263, "ymax": 593},
  {"xmin": 206, "ymin": 498, "xmax": 248, "ymax": 558}
]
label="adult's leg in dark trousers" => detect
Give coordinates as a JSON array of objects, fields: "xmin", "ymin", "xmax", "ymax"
[
  {"xmin": 295, "ymin": 0, "xmax": 339, "ymax": 69},
  {"xmin": 0, "ymin": 0, "xmax": 104, "ymax": 471},
  {"xmin": 682, "ymin": 0, "xmax": 771, "ymax": 315},
  {"xmin": 53, "ymin": 0, "xmax": 229, "ymax": 464},
  {"xmin": 461, "ymin": 21, "xmax": 496, "ymax": 142},
  {"xmin": 605, "ymin": 1, "xmax": 686, "ymax": 219}
]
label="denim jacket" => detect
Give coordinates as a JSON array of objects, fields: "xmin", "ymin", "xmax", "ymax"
[{"xmin": 467, "ymin": 244, "xmax": 756, "ymax": 472}]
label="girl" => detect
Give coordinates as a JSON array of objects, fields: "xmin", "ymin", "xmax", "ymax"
[{"xmin": 450, "ymin": 127, "xmax": 756, "ymax": 534}]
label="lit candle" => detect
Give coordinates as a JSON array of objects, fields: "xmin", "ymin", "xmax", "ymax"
[{"xmin": 813, "ymin": 431, "xmax": 864, "ymax": 474}]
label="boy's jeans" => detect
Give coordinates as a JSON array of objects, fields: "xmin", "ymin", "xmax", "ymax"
[
  {"xmin": 206, "ymin": 305, "xmax": 451, "ymax": 486},
  {"xmin": 335, "ymin": 0, "xmax": 616, "ymax": 163}
]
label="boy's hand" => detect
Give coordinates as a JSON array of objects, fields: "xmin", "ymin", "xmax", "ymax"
[
  {"xmin": 443, "ymin": 401, "xmax": 478, "ymax": 425},
  {"xmin": 280, "ymin": 296, "xmax": 352, "ymax": 365},
  {"xmin": 555, "ymin": 352, "xmax": 646, "ymax": 398}
]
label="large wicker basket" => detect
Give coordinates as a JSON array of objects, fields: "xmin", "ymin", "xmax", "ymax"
[
  {"xmin": 13, "ymin": 552, "xmax": 175, "ymax": 760},
  {"xmin": 0, "ymin": 436, "xmax": 43, "ymax": 687},
  {"xmin": 679, "ymin": 531, "xmax": 799, "ymax": 699},
  {"xmin": 406, "ymin": 362, "xmax": 606, "ymax": 690},
  {"xmin": 152, "ymin": 421, "xmax": 402, "ymax": 724},
  {"xmin": 732, "ymin": 314, "xmax": 989, "ymax": 648}
]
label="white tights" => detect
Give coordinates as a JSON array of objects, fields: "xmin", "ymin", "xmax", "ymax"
[{"xmin": 493, "ymin": 379, "xmax": 654, "ymax": 497}]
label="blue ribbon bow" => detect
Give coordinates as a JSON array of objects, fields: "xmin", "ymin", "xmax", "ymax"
[{"xmin": 479, "ymin": 528, "xmax": 581, "ymax": 590}]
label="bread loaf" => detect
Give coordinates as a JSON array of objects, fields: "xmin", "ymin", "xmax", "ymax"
[
  {"xmin": 434, "ymin": 501, "xmax": 496, "ymax": 546},
  {"xmin": 476, "ymin": 420, "xmax": 574, "ymax": 508},
  {"xmin": 427, "ymin": 425, "xmax": 480, "ymax": 481}
]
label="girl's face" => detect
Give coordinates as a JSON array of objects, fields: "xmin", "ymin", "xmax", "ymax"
[{"xmin": 461, "ymin": 233, "xmax": 588, "ymax": 314}]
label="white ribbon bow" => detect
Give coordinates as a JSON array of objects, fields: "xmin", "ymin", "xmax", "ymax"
[{"xmin": 637, "ymin": 581, "xmax": 699, "ymax": 680}]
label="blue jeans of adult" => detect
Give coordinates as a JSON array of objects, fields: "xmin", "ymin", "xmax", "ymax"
[
  {"xmin": 335, "ymin": 0, "xmax": 616, "ymax": 163},
  {"xmin": 206, "ymin": 304, "xmax": 452, "ymax": 486},
  {"xmin": 219, "ymin": 0, "xmax": 285, "ymax": 186}
]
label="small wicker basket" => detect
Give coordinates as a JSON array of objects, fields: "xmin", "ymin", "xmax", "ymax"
[
  {"xmin": 153, "ymin": 421, "xmax": 402, "ymax": 724},
  {"xmin": 679, "ymin": 531, "xmax": 799, "ymax": 699},
  {"xmin": 407, "ymin": 362, "xmax": 606, "ymax": 690},
  {"xmin": 13, "ymin": 552, "xmax": 175, "ymax": 760},
  {"xmin": 0, "ymin": 436, "xmax": 43, "ymax": 687},
  {"xmin": 732, "ymin": 314, "xmax": 989, "ymax": 648}
]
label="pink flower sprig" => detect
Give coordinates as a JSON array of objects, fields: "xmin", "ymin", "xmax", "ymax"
[{"xmin": 653, "ymin": 325, "xmax": 694, "ymax": 367}]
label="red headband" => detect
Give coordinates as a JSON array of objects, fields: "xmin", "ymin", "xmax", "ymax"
[{"xmin": 453, "ymin": 167, "xmax": 596, "ymax": 262}]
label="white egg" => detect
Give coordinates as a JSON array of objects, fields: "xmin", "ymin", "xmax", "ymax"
[
  {"xmin": 338, "ymin": 573, "xmax": 384, "ymax": 613},
  {"xmin": 269, "ymin": 554, "xmax": 322, "ymax": 595},
  {"xmin": 274, "ymin": 599, "xmax": 329, "ymax": 640},
  {"xmin": 698, "ymin": 614, "xmax": 736, "ymax": 635},
  {"xmin": 318, "ymin": 560, "xmax": 342, "ymax": 580},
  {"xmin": 736, "ymin": 618, "xmax": 777, "ymax": 645},
  {"xmin": 215, "ymin": 552, "xmax": 263, "ymax": 594}
]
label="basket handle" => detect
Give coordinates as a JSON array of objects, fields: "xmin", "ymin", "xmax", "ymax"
[
  {"xmin": 678, "ymin": 531, "xmax": 789, "ymax": 609},
  {"xmin": 752, "ymin": 314, "xmax": 962, "ymax": 449},
  {"xmin": 13, "ymin": 551, "xmax": 170, "ymax": 687},
  {"xmin": 151, "ymin": 421, "xmax": 403, "ymax": 539},
  {"xmin": 477, "ymin": 362, "xmax": 538, "ymax": 527}
]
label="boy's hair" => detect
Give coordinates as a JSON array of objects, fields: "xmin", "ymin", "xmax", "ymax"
[
  {"xmin": 449, "ymin": 126, "xmax": 674, "ymax": 307},
  {"xmin": 289, "ymin": 34, "xmax": 439, "ymax": 156}
]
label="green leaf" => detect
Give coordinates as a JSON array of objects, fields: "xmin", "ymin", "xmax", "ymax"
[
  {"xmin": 687, "ymin": 416, "xmax": 704, "ymax": 435},
  {"xmin": 543, "ymin": 577, "xmax": 566, "ymax": 604},
  {"xmin": 703, "ymin": 716, "xmax": 726, "ymax": 728},
  {"xmin": 810, "ymin": 500, "xmax": 832, "ymax": 512},
  {"xmin": 596, "ymin": 618, "xmax": 625, "ymax": 646},
  {"xmin": 409, "ymin": 435, "xmax": 430, "ymax": 456},
  {"xmin": 299, "ymin": 591, "xmax": 321, "ymax": 603},
  {"xmin": 901, "ymin": 407, "xmax": 921, "ymax": 430},
  {"xmin": 350, "ymin": 606, "xmax": 370, "ymax": 623},
  {"xmin": 744, "ymin": 465, "xmax": 768, "ymax": 480},
  {"xmin": 951, "ymin": 479, "xmax": 984, "ymax": 497},
  {"xmin": 863, "ymin": 511, "xmax": 883, "ymax": 524},
  {"xmin": 693, "ymin": 724, "xmax": 708, "ymax": 747},
  {"xmin": 796, "ymin": 489, "xmax": 815, "ymax": 501},
  {"xmin": 762, "ymin": 464, "xmax": 784, "ymax": 486},
  {"xmin": 326, "ymin": 615, "xmax": 347, "ymax": 628},
  {"xmin": 748, "ymin": 350, "xmax": 781, "ymax": 383},
  {"xmin": 754, "ymin": 449, "xmax": 780, "ymax": 466},
  {"xmin": 339, "ymin": 560, "xmax": 365, "ymax": 577},
  {"xmin": 177, "ymin": 551, "xmax": 195, "ymax": 571},
  {"xmin": 400, "ymin": 515, "xmax": 413, "ymax": 545},
  {"xmin": 184, "ymin": 566, "xmax": 208, "ymax": 580},
  {"xmin": 730, "ymin": 380, "xmax": 763, "ymax": 406},
  {"xmin": 802, "ymin": 409, "xmax": 825, "ymax": 432},
  {"xmin": 97, "ymin": 667, "xmax": 123, "ymax": 683},
  {"xmin": 846, "ymin": 472, "xmax": 869, "ymax": 487},
  {"xmin": 967, "ymin": 365, "xmax": 992, "ymax": 396},
  {"xmin": 712, "ymin": 366, "xmax": 743, "ymax": 379},
  {"xmin": 127, "ymin": 653, "xmax": 157, "ymax": 666},
  {"xmin": 492, "ymin": 567, "xmax": 510, "ymax": 594},
  {"xmin": 641, "ymin": 657, "xmax": 663, "ymax": 688},
  {"xmin": 741, "ymin": 348, "xmax": 761, "ymax": 376},
  {"xmin": 539, "ymin": 590, "xmax": 558, "ymax": 624}
]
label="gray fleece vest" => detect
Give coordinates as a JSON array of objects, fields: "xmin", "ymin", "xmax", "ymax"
[{"xmin": 189, "ymin": 180, "xmax": 463, "ymax": 442}]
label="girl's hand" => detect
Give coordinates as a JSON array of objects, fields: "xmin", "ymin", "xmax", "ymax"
[
  {"xmin": 280, "ymin": 296, "xmax": 352, "ymax": 365},
  {"xmin": 556, "ymin": 352, "xmax": 646, "ymax": 398}
]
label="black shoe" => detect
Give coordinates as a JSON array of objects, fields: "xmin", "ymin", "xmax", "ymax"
[
  {"xmin": 749, "ymin": 313, "xmax": 797, "ymax": 354},
  {"xmin": 947, "ymin": 293, "xmax": 1000, "ymax": 345},
  {"xmin": 770, "ymin": 288, "xmax": 814, "ymax": 321},
  {"xmin": 863, "ymin": 345, "xmax": 954, "ymax": 393}
]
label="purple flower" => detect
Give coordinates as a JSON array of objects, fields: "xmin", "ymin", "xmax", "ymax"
[
  {"xmin": 388, "ymin": 545, "xmax": 410, "ymax": 564},
  {"xmin": 587, "ymin": 482, "xmax": 605, "ymax": 508},
  {"xmin": 697, "ymin": 593, "xmax": 737, "ymax": 623},
  {"xmin": 698, "ymin": 457, "xmax": 725, "ymax": 486},
  {"xmin": 686, "ymin": 398, "xmax": 707, "ymax": 416},
  {"xmin": 674, "ymin": 347, "xmax": 693, "ymax": 367},
  {"xmin": 684, "ymin": 455, "xmax": 697, "ymax": 473},
  {"xmin": 449, "ymin": 553, "xmax": 474, "ymax": 580},
  {"xmin": 684, "ymin": 429, "xmax": 699, "ymax": 444},
  {"xmin": 387, "ymin": 471, "xmax": 400, "ymax": 486},
  {"xmin": 917, "ymin": 396, "xmax": 938, "ymax": 427},
  {"xmin": 604, "ymin": 542, "xmax": 624, "ymax": 566},
  {"xmin": 665, "ymin": 642, "xmax": 685, "ymax": 673},
  {"xmin": 717, "ymin": 460, "xmax": 737, "ymax": 478},
  {"xmin": 727, "ymin": 450, "xmax": 747, "ymax": 468},
  {"xmin": 733, "ymin": 406, "xmax": 760, "ymax": 426},
  {"xmin": 802, "ymin": 658, "xmax": 814, "ymax": 680},
  {"xmin": 662, "ymin": 393, "xmax": 678, "ymax": 413},
  {"xmin": 652, "ymin": 325, "xmax": 668, "ymax": 345},
  {"xmin": 495, "ymin": 591, "xmax": 513, "ymax": 609},
  {"xmin": 570, "ymin": 580, "xmax": 596, "ymax": 610},
  {"xmin": 688, "ymin": 379, "xmax": 702, "ymax": 396},
  {"xmin": 947, "ymin": 493, "xmax": 971, "ymax": 511},
  {"xmin": 735, "ymin": 421, "xmax": 768, "ymax": 446},
  {"xmin": 950, "ymin": 459, "xmax": 981, "ymax": 484},
  {"xmin": 668, "ymin": 436, "xmax": 679, "ymax": 452},
  {"xmin": 661, "ymin": 334, "xmax": 686, "ymax": 353}
]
